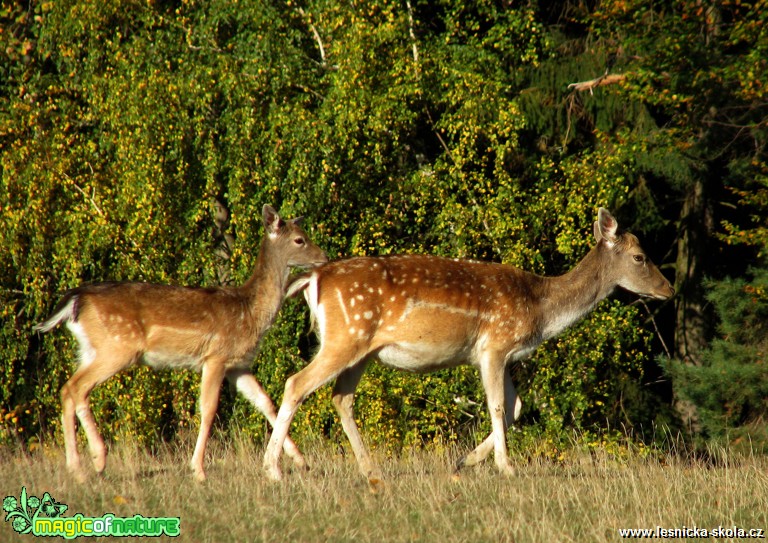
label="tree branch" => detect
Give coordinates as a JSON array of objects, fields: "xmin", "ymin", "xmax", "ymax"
[
  {"xmin": 61, "ymin": 171, "xmax": 104, "ymax": 216},
  {"xmin": 568, "ymin": 72, "xmax": 626, "ymax": 94},
  {"xmin": 637, "ymin": 299, "xmax": 672, "ymax": 359},
  {"xmin": 405, "ymin": 0, "xmax": 419, "ymax": 67},
  {"xmin": 296, "ymin": 7, "xmax": 326, "ymax": 67}
]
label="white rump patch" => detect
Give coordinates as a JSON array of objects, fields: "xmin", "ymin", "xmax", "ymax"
[
  {"xmin": 66, "ymin": 320, "xmax": 96, "ymax": 367},
  {"xmin": 306, "ymin": 275, "xmax": 326, "ymax": 338}
]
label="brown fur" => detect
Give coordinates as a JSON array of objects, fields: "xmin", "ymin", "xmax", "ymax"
[
  {"xmin": 263, "ymin": 208, "xmax": 674, "ymax": 483},
  {"xmin": 36, "ymin": 205, "xmax": 327, "ymax": 482}
]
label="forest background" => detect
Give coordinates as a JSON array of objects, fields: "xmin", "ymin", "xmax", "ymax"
[{"xmin": 1, "ymin": 0, "xmax": 766, "ymax": 460}]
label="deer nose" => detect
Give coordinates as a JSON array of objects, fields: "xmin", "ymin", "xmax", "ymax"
[{"xmin": 661, "ymin": 282, "xmax": 675, "ymax": 298}]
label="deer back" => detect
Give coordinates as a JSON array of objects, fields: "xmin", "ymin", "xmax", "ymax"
[
  {"xmin": 305, "ymin": 255, "xmax": 548, "ymax": 371},
  {"xmin": 36, "ymin": 204, "xmax": 327, "ymax": 371}
]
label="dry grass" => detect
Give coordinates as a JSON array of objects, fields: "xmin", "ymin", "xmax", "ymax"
[{"xmin": 2, "ymin": 435, "xmax": 767, "ymax": 542}]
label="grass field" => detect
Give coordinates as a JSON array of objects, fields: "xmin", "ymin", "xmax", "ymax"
[{"xmin": 2, "ymin": 435, "xmax": 767, "ymax": 542}]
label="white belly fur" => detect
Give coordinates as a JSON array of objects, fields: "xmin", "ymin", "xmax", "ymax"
[{"xmin": 376, "ymin": 342, "xmax": 471, "ymax": 373}]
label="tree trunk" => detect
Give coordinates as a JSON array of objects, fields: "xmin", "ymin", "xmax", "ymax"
[{"xmin": 673, "ymin": 177, "xmax": 713, "ymax": 431}]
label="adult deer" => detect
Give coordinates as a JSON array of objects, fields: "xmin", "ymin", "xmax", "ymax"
[
  {"xmin": 35, "ymin": 205, "xmax": 327, "ymax": 482},
  {"xmin": 264, "ymin": 208, "xmax": 674, "ymax": 483}
]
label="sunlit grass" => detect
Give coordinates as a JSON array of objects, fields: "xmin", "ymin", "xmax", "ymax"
[{"xmin": 2, "ymin": 435, "xmax": 767, "ymax": 542}]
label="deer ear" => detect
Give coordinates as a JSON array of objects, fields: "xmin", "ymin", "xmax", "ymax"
[
  {"xmin": 263, "ymin": 204, "xmax": 285, "ymax": 234},
  {"xmin": 594, "ymin": 208, "xmax": 619, "ymax": 244},
  {"xmin": 291, "ymin": 216, "xmax": 305, "ymax": 226}
]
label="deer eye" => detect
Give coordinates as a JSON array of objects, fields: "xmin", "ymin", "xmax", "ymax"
[
  {"xmin": 633, "ymin": 254, "xmax": 645, "ymax": 263},
  {"xmin": 294, "ymin": 237, "xmax": 306, "ymax": 246}
]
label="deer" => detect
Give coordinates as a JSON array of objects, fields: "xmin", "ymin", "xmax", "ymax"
[
  {"xmin": 34, "ymin": 204, "xmax": 327, "ymax": 482},
  {"xmin": 263, "ymin": 208, "xmax": 674, "ymax": 484}
]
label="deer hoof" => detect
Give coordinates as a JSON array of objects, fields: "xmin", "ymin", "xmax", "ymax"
[
  {"xmin": 367, "ymin": 477, "xmax": 385, "ymax": 494},
  {"xmin": 264, "ymin": 464, "xmax": 283, "ymax": 482},
  {"xmin": 71, "ymin": 468, "xmax": 88, "ymax": 484},
  {"xmin": 290, "ymin": 455, "xmax": 309, "ymax": 471},
  {"xmin": 496, "ymin": 460, "xmax": 516, "ymax": 477}
]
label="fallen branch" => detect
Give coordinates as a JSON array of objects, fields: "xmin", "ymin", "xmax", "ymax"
[{"xmin": 568, "ymin": 72, "xmax": 626, "ymax": 94}]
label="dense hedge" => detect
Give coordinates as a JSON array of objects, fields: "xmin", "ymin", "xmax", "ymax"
[{"xmin": 1, "ymin": 0, "xmax": 766, "ymax": 455}]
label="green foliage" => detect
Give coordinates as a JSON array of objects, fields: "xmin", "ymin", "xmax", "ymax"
[
  {"xmin": 663, "ymin": 269, "xmax": 768, "ymax": 450},
  {"xmin": 527, "ymin": 301, "xmax": 652, "ymax": 435},
  {"xmin": 665, "ymin": 134, "xmax": 768, "ymax": 448},
  {"xmin": 1, "ymin": 0, "xmax": 764, "ymax": 459},
  {"xmin": 587, "ymin": 0, "xmax": 768, "ymax": 205},
  {"xmin": 722, "ymin": 169, "xmax": 768, "ymax": 258}
]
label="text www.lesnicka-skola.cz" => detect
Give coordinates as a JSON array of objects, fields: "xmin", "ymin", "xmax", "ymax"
[{"xmin": 619, "ymin": 526, "xmax": 765, "ymax": 539}]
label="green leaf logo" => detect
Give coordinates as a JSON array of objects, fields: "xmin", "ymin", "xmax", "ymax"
[{"xmin": 3, "ymin": 487, "xmax": 68, "ymax": 534}]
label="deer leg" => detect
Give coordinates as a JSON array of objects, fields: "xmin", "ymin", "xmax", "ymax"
[
  {"xmin": 227, "ymin": 369, "xmax": 307, "ymax": 469},
  {"xmin": 264, "ymin": 346, "xmax": 363, "ymax": 482},
  {"xmin": 456, "ymin": 367, "xmax": 521, "ymax": 473},
  {"xmin": 332, "ymin": 361, "xmax": 381, "ymax": 483},
  {"xmin": 61, "ymin": 352, "xmax": 134, "ymax": 481},
  {"xmin": 190, "ymin": 359, "xmax": 226, "ymax": 482},
  {"xmin": 475, "ymin": 353, "xmax": 516, "ymax": 477},
  {"xmin": 60, "ymin": 375, "xmax": 87, "ymax": 482}
]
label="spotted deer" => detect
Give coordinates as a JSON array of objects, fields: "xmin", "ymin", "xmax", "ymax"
[
  {"xmin": 35, "ymin": 205, "xmax": 327, "ymax": 482},
  {"xmin": 264, "ymin": 208, "xmax": 674, "ymax": 483}
]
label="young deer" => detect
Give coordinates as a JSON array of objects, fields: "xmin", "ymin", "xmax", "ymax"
[
  {"xmin": 264, "ymin": 208, "xmax": 674, "ymax": 483},
  {"xmin": 35, "ymin": 205, "xmax": 327, "ymax": 482}
]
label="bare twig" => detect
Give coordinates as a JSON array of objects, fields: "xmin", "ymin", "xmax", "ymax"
[
  {"xmin": 424, "ymin": 107, "xmax": 453, "ymax": 164},
  {"xmin": 61, "ymin": 172, "xmax": 104, "ymax": 216},
  {"xmin": 296, "ymin": 7, "xmax": 326, "ymax": 67},
  {"xmin": 638, "ymin": 299, "xmax": 672, "ymax": 359}
]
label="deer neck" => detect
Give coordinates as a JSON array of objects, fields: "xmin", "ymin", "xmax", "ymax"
[
  {"xmin": 539, "ymin": 245, "xmax": 615, "ymax": 339},
  {"xmin": 240, "ymin": 239, "xmax": 290, "ymax": 326}
]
